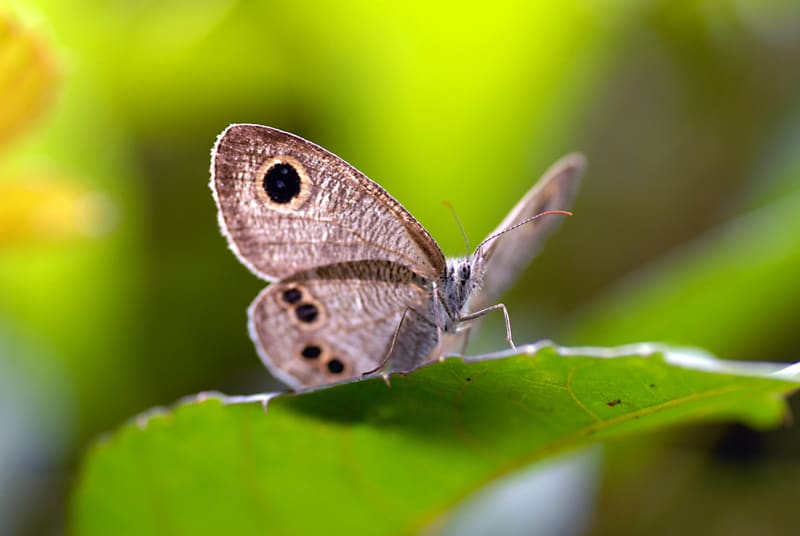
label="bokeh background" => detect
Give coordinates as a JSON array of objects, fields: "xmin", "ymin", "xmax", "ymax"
[{"xmin": 2, "ymin": 1, "xmax": 800, "ymax": 534}]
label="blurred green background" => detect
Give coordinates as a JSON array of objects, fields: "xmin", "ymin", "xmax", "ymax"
[{"xmin": 2, "ymin": 0, "xmax": 800, "ymax": 534}]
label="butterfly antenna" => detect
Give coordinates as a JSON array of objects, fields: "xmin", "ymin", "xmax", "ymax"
[
  {"xmin": 474, "ymin": 210, "xmax": 573, "ymax": 254},
  {"xmin": 442, "ymin": 201, "xmax": 471, "ymax": 256}
]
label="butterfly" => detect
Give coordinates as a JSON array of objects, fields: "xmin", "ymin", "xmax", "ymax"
[{"xmin": 211, "ymin": 124, "xmax": 584, "ymax": 388}]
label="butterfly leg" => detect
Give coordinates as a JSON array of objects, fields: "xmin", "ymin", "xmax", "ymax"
[
  {"xmin": 459, "ymin": 303, "xmax": 516, "ymax": 350},
  {"xmin": 364, "ymin": 305, "xmax": 441, "ymax": 377},
  {"xmin": 363, "ymin": 307, "xmax": 414, "ymax": 376}
]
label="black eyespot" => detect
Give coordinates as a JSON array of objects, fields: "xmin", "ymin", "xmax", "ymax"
[
  {"xmin": 301, "ymin": 345, "xmax": 321, "ymax": 359},
  {"xmin": 263, "ymin": 163, "xmax": 301, "ymax": 204},
  {"xmin": 295, "ymin": 303, "xmax": 319, "ymax": 323},
  {"xmin": 327, "ymin": 358, "xmax": 345, "ymax": 374},
  {"xmin": 282, "ymin": 287, "xmax": 302, "ymax": 304},
  {"xmin": 458, "ymin": 263, "xmax": 470, "ymax": 280}
]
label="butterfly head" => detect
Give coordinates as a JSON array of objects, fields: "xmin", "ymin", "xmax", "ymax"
[
  {"xmin": 440, "ymin": 210, "xmax": 572, "ymax": 318},
  {"xmin": 441, "ymin": 255, "xmax": 483, "ymax": 320}
]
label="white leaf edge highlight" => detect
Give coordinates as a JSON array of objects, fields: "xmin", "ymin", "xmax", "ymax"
[{"xmin": 131, "ymin": 341, "xmax": 799, "ymax": 428}]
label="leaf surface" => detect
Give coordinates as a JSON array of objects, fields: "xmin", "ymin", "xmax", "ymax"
[{"xmin": 71, "ymin": 344, "xmax": 799, "ymax": 535}]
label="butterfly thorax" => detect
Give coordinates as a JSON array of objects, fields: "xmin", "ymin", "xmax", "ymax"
[{"xmin": 437, "ymin": 256, "xmax": 483, "ymax": 332}]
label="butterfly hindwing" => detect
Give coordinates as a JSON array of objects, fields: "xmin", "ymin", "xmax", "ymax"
[{"xmin": 248, "ymin": 261, "xmax": 440, "ymax": 387}]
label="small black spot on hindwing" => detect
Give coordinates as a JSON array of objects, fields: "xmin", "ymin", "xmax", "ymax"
[
  {"xmin": 301, "ymin": 345, "xmax": 321, "ymax": 359},
  {"xmin": 263, "ymin": 163, "xmax": 301, "ymax": 204},
  {"xmin": 295, "ymin": 303, "xmax": 319, "ymax": 323},
  {"xmin": 327, "ymin": 358, "xmax": 345, "ymax": 374},
  {"xmin": 282, "ymin": 287, "xmax": 302, "ymax": 304}
]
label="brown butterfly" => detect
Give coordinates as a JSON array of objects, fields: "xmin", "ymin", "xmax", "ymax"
[{"xmin": 211, "ymin": 124, "xmax": 584, "ymax": 388}]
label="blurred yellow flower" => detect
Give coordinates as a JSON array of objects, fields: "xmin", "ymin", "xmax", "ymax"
[
  {"xmin": 0, "ymin": 8, "xmax": 114, "ymax": 247},
  {"xmin": 0, "ymin": 177, "xmax": 115, "ymax": 246}
]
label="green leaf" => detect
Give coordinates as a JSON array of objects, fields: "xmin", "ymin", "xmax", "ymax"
[{"xmin": 71, "ymin": 344, "xmax": 798, "ymax": 535}]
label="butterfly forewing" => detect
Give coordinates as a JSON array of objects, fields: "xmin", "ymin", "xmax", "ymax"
[
  {"xmin": 211, "ymin": 124, "xmax": 445, "ymax": 281},
  {"xmin": 248, "ymin": 261, "xmax": 439, "ymax": 387},
  {"xmin": 465, "ymin": 153, "xmax": 585, "ymax": 314}
]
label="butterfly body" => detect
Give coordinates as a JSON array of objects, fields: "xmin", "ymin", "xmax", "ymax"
[
  {"xmin": 432, "ymin": 257, "xmax": 474, "ymax": 331},
  {"xmin": 211, "ymin": 124, "xmax": 584, "ymax": 388}
]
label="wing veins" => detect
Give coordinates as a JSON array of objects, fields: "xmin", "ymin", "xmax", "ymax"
[{"xmin": 230, "ymin": 212, "xmax": 428, "ymax": 273}]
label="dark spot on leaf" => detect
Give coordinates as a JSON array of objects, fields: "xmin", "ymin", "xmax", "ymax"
[
  {"xmin": 607, "ymin": 399, "xmax": 621, "ymax": 407},
  {"xmin": 649, "ymin": 384, "xmax": 656, "ymax": 388},
  {"xmin": 466, "ymin": 377, "xmax": 471, "ymax": 382},
  {"xmin": 327, "ymin": 358, "xmax": 345, "ymax": 374},
  {"xmin": 264, "ymin": 163, "xmax": 301, "ymax": 204},
  {"xmin": 301, "ymin": 345, "xmax": 321, "ymax": 359},
  {"xmin": 282, "ymin": 287, "xmax": 302, "ymax": 304},
  {"xmin": 295, "ymin": 303, "xmax": 318, "ymax": 323}
]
